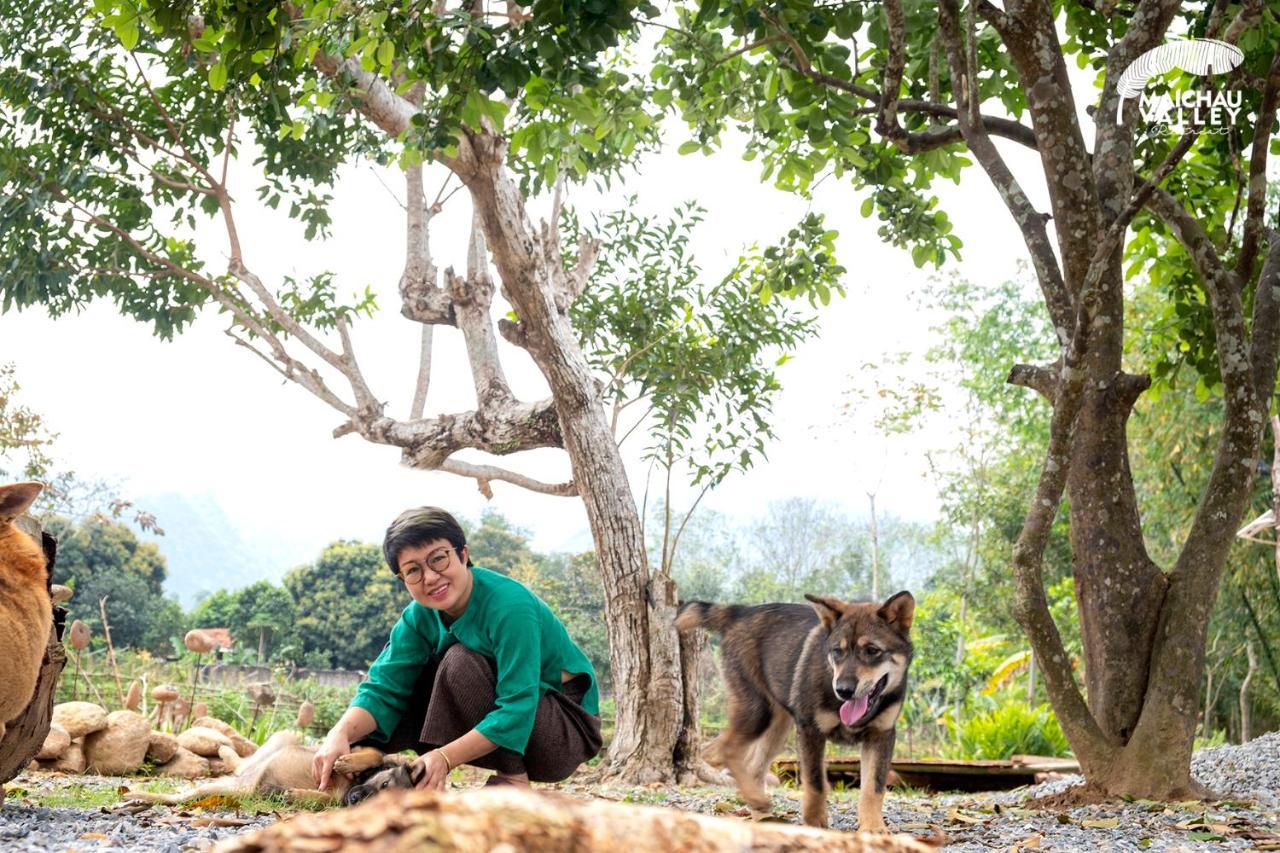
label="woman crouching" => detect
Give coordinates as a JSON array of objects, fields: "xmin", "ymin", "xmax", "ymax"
[{"xmin": 312, "ymin": 506, "xmax": 602, "ymax": 793}]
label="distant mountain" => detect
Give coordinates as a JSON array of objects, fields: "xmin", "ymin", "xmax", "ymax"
[{"xmin": 134, "ymin": 493, "xmax": 313, "ymax": 607}]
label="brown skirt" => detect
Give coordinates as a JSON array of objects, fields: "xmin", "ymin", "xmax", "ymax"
[{"xmin": 358, "ymin": 643, "xmax": 603, "ymax": 783}]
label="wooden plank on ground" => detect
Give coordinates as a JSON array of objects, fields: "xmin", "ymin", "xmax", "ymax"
[{"xmin": 771, "ymin": 756, "xmax": 1080, "ymax": 793}]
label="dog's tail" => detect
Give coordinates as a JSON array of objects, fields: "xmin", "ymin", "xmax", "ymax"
[{"xmin": 675, "ymin": 601, "xmax": 734, "ymax": 635}]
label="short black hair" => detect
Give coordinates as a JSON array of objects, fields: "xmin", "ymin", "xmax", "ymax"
[{"xmin": 382, "ymin": 506, "xmax": 473, "ymax": 574}]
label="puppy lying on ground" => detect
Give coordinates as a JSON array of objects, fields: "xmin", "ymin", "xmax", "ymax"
[
  {"xmin": 125, "ymin": 731, "xmax": 415, "ymax": 807},
  {"xmin": 0, "ymin": 482, "xmax": 52, "ymax": 743}
]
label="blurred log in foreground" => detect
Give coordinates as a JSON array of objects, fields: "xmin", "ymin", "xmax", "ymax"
[{"xmin": 214, "ymin": 787, "xmax": 937, "ymax": 853}]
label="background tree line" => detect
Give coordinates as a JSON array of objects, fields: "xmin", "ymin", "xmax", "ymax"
[{"xmin": 40, "ymin": 496, "xmax": 924, "ymax": 701}]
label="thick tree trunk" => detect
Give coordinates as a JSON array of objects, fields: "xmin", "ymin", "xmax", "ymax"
[
  {"xmin": 1064, "ymin": 253, "xmax": 1168, "ymax": 745},
  {"xmin": 458, "ymin": 135, "xmax": 685, "ymax": 782},
  {"xmin": 1067, "ymin": 386, "xmax": 1167, "ymax": 744},
  {"xmin": 674, "ymin": 626, "xmax": 705, "ymax": 783}
]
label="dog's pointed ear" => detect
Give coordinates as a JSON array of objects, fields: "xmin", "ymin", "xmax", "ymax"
[
  {"xmin": 878, "ymin": 591, "xmax": 915, "ymax": 634},
  {"xmin": 0, "ymin": 482, "xmax": 43, "ymax": 522},
  {"xmin": 804, "ymin": 594, "xmax": 845, "ymax": 631}
]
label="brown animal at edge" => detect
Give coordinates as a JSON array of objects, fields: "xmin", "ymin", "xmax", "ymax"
[{"xmin": 0, "ymin": 482, "xmax": 51, "ymax": 744}]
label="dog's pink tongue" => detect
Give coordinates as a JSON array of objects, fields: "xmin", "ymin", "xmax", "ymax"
[{"xmin": 840, "ymin": 696, "xmax": 869, "ymax": 726}]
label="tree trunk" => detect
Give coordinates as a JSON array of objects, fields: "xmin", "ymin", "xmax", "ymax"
[
  {"xmin": 1065, "ymin": 261, "xmax": 1169, "ymax": 746},
  {"xmin": 1240, "ymin": 642, "xmax": 1257, "ymax": 744},
  {"xmin": 1272, "ymin": 413, "xmax": 1280, "ymax": 585},
  {"xmin": 674, "ymin": 626, "xmax": 704, "ymax": 782},
  {"xmin": 459, "ymin": 136, "xmax": 685, "ymax": 782},
  {"xmin": 867, "ymin": 491, "xmax": 881, "ymax": 600}
]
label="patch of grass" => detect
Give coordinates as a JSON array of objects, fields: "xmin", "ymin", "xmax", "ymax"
[
  {"xmin": 15, "ymin": 783, "xmax": 123, "ymax": 810},
  {"xmin": 133, "ymin": 778, "xmax": 184, "ymax": 794},
  {"xmin": 620, "ymin": 788, "xmax": 672, "ymax": 806},
  {"xmin": 233, "ymin": 793, "xmax": 332, "ymax": 813},
  {"xmin": 888, "ymin": 782, "xmax": 932, "ymax": 798}
]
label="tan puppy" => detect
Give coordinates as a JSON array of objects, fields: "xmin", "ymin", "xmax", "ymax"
[
  {"xmin": 125, "ymin": 731, "xmax": 412, "ymax": 807},
  {"xmin": 0, "ymin": 482, "xmax": 51, "ymax": 742}
]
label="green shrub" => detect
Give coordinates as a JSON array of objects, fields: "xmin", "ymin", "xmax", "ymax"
[{"xmin": 945, "ymin": 701, "xmax": 1072, "ymax": 760}]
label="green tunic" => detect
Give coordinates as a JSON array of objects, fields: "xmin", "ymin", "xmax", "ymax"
[{"xmin": 350, "ymin": 566, "xmax": 599, "ymax": 754}]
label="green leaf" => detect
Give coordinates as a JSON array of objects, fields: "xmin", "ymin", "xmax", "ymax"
[
  {"xmin": 208, "ymin": 61, "xmax": 228, "ymax": 92},
  {"xmin": 114, "ymin": 19, "xmax": 139, "ymax": 50},
  {"xmin": 677, "ymin": 140, "xmax": 701, "ymax": 155},
  {"xmin": 376, "ymin": 39, "xmax": 394, "ymax": 68}
]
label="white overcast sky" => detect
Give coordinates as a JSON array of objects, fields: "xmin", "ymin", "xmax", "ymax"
[{"xmin": 0, "ymin": 51, "xmax": 1099, "ymax": 567}]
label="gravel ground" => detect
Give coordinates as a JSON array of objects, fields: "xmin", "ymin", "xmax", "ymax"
[
  {"xmin": 3, "ymin": 735, "xmax": 1278, "ymax": 851},
  {"xmin": 1, "ymin": 773, "xmax": 278, "ymax": 852}
]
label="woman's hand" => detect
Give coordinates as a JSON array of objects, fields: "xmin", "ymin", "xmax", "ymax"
[
  {"xmin": 412, "ymin": 749, "xmax": 452, "ymax": 791},
  {"xmin": 312, "ymin": 728, "xmax": 351, "ymax": 791}
]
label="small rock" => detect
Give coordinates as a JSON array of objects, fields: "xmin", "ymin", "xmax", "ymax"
[
  {"xmin": 207, "ymin": 753, "xmax": 237, "ymax": 776},
  {"xmin": 157, "ymin": 747, "xmax": 210, "ymax": 779},
  {"xmin": 178, "ymin": 726, "xmax": 232, "ymax": 758},
  {"xmin": 125, "ymin": 680, "xmax": 143, "ymax": 712},
  {"xmin": 184, "ymin": 630, "xmax": 218, "ymax": 655},
  {"xmin": 191, "ymin": 716, "xmax": 257, "ymax": 757},
  {"xmin": 147, "ymin": 731, "xmax": 180, "ymax": 764},
  {"xmin": 35, "ymin": 723, "xmax": 70, "ymax": 760},
  {"xmin": 84, "ymin": 710, "xmax": 151, "ymax": 774},
  {"xmin": 67, "ymin": 619, "xmax": 90, "ymax": 651},
  {"xmin": 52, "ymin": 701, "xmax": 109, "ymax": 739},
  {"xmin": 52, "ymin": 739, "xmax": 86, "ymax": 773}
]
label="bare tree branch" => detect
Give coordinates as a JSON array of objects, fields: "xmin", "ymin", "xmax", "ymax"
[
  {"xmin": 993, "ymin": 0, "xmax": 1101, "ymax": 298},
  {"xmin": 1235, "ymin": 42, "xmax": 1280, "ymax": 285},
  {"xmin": 226, "ymin": 329, "xmax": 357, "ymax": 415},
  {"xmin": 393, "ymin": 398, "xmax": 564, "ymax": 468},
  {"xmin": 445, "ymin": 210, "xmax": 515, "ymax": 407},
  {"xmin": 1144, "ymin": 189, "xmax": 1270, "ymax": 589},
  {"xmin": 410, "ymin": 324, "xmax": 435, "ymax": 421},
  {"xmin": 764, "ymin": 8, "xmax": 1039, "ymax": 154},
  {"xmin": 1223, "ymin": 0, "xmax": 1263, "ymax": 46},
  {"xmin": 936, "ymin": 0, "xmax": 1072, "ymax": 344},
  {"xmin": 440, "ymin": 458, "xmax": 577, "ymax": 496},
  {"xmin": 1204, "ymin": 0, "xmax": 1233, "ymax": 40},
  {"xmin": 1248, "ymin": 231, "xmax": 1280, "ymax": 399}
]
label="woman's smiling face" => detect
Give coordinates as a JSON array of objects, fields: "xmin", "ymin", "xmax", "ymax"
[{"xmin": 396, "ymin": 539, "xmax": 473, "ymax": 618}]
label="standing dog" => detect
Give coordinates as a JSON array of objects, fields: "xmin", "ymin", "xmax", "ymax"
[
  {"xmin": 677, "ymin": 591, "xmax": 914, "ymax": 831},
  {"xmin": 125, "ymin": 731, "xmax": 416, "ymax": 807},
  {"xmin": 0, "ymin": 482, "xmax": 51, "ymax": 743}
]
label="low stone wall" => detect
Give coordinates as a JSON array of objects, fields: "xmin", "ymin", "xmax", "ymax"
[{"xmin": 198, "ymin": 663, "xmax": 366, "ymax": 688}]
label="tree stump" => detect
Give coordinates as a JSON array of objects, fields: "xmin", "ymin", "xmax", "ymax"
[
  {"xmin": 0, "ymin": 616, "xmax": 67, "ymax": 785},
  {"xmin": 0, "ymin": 517, "xmax": 65, "ymax": 787}
]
